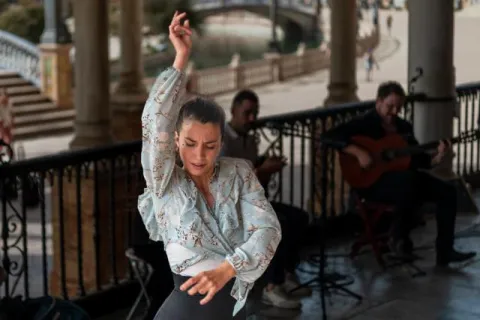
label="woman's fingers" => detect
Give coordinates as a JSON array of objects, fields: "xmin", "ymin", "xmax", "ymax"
[
  {"xmin": 180, "ymin": 275, "xmax": 198, "ymax": 291},
  {"xmin": 199, "ymin": 288, "xmax": 217, "ymax": 305},
  {"xmin": 188, "ymin": 277, "xmax": 209, "ymax": 296},
  {"xmin": 173, "ymin": 25, "xmax": 192, "ymax": 36},
  {"xmin": 171, "ymin": 12, "xmax": 187, "ymax": 26}
]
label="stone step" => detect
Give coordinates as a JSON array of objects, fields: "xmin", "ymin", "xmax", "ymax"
[
  {"xmin": 0, "ymin": 71, "xmax": 20, "ymax": 79},
  {"xmin": 13, "ymin": 119, "xmax": 74, "ymax": 140},
  {"xmin": 12, "ymin": 102, "xmax": 57, "ymax": 116},
  {"xmin": 0, "ymin": 78, "xmax": 31, "ymax": 88},
  {"xmin": 9, "ymin": 94, "xmax": 50, "ymax": 106},
  {"xmin": 6, "ymin": 85, "xmax": 40, "ymax": 96},
  {"xmin": 14, "ymin": 109, "xmax": 75, "ymax": 126}
]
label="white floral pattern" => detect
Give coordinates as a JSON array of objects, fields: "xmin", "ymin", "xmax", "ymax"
[{"xmin": 138, "ymin": 67, "xmax": 282, "ymax": 316}]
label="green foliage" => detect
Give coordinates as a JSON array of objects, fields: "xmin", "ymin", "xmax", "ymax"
[
  {"xmin": 0, "ymin": 0, "xmax": 9, "ymax": 14},
  {"xmin": 24, "ymin": 5, "xmax": 44, "ymax": 43},
  {"xmin": 0, "ymin": 4, "xmax": 45, "ymax": 43},
  {"xmin": 144, "ymin": 0, "xmax": 204, "ymax": 36},
  {"xmin": 109, "ymin": 1, "xmax": 121, "ymax": 35}
]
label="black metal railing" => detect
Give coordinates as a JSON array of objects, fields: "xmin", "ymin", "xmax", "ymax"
[
  {"xmin": 0, "ymin": 30, "xmax": 40, "ymax": 86},
  {"xmin": 0, "ymin": 141, "xmax": 142, "ymax": 303},
  {"xmin": 253, "ymin": 83, "xmax": 480, "ymax": 219},
  {"xmin": 0, "ymin": 82, "xmax": 479, "ymax": 313}
]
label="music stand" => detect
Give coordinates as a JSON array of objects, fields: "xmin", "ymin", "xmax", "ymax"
[{"xmin": 290, "ymin": 139, "xmax": 363, "ymax": 320}]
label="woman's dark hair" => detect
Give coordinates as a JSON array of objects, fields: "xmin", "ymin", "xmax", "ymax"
[
  {"xmin": 376, "ymin": 81, "xmax": 406, "ymax": 100},
  {"xmin": 175, "ymin": 97, "xmax": 226, "ymax": 138}
]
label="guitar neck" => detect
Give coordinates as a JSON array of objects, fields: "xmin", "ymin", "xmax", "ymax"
[{"xmin": 399, "ymin": 136, "xmax": 461, "ymax": 157}]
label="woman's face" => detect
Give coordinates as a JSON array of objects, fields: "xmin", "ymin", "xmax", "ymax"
[{"xmin": 175, "ymin": 119, "xmax": 222, "ymax": 178}]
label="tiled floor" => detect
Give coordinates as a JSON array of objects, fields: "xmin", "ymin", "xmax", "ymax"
[{"xmin": 98, "ymin": 213, "xmax": 480, "ymax": 320}]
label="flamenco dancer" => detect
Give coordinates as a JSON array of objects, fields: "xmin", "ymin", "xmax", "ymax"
[{"xmin": 138, "ymin": 12, "xmax": 282, "ymax": 319}]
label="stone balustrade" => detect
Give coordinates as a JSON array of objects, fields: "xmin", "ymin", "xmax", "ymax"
[{"xmin": 144, "ymin": 26, "xmax": 379, "ymax": 97}]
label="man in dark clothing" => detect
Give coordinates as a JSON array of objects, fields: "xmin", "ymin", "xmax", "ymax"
[
  {"xmin": 321, "ymin": 81, "xmax": 475, "ymax": 266},
  {"xmin": 220, "ymin": 89, "xmax": 310, "ymax": 309},
  {"xmin": 131, "ymin": 212, "xmax": 173, "ymax": 320}
]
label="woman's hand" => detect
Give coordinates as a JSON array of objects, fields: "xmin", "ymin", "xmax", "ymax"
[
  {"xmin": 170, "ymin": 11, "xmax": 193, "ymax": 71},
  {"xmin": 180, "ymin": 261, "xmax": 236, "ymax": 305}
]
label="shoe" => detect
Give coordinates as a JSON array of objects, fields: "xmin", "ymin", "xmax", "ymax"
[
  {"xmin": 262, "ymin": 286, "xmax": 302, "ymax": 309},
  {"xmin": 0, "ymin": 267, "xmax": 5, "ymax": 285},
  {"xmin": 283, "ymin": 276, "xmax": 312, "ymax": 297},
  {"xmin": 436, "ymin": 249, "xmax": 476, "ymax": 266},
  {"xmin": 388, "ymin": 238, "xmax": 417, "ymax": 261}
]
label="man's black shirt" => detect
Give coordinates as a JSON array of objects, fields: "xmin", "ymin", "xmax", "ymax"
[{"xmin": 321, "ymin": 110, "xmax": 432, "ymax": 170}]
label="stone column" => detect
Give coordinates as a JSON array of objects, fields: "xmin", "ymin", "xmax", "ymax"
[
  {"xmin": 308, "ymin": 0, "xmax": 322, "ymax": 44},
  {"xmin": 324, "ymin": 0, "xmax": 359, "ymax": 105},
  {"xmin": 69, "ymin": 0, "xmax": 112, "ymax": 149},
  {"xmin": 38, "ymin": 0, "xmax": 73, "ymax": 108},
  {"xmin": 268, "ymin": 0, "xmax": 281, "ymax": 52},
  {"xmin": 111, "ymin": 0, "xmax": 148, "ymax": 142},
  {"xmin": 408, "ymin": 0, "xmax": 455, "ymax": 176},
  {"xmin": 313, "ymin": 0, "xmax": 358, "ymax": 218}
]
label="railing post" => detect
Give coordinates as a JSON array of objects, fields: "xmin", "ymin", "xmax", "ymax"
[
  {"xmin": 296, "ymin": 42, "xmax": 307, "ymax": 74},
  {"xmin": 229, "ymin": 53, "xmax": 244, "ymax": 90},
  {"xmin": 38, "ymin": 0, "xmax": 73, "ymax": 109},
  {"xmin": 38, "ymin": 44, "xmax": 73, "ymax": 108},
  {"xmin": 264, "ymin": 52, "xmax": 283, "ymax": 82}
]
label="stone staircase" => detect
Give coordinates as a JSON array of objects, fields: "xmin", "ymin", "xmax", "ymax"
[{"xmin": 0, "ymin": 71, "xmax": 75, "ymax": 140}]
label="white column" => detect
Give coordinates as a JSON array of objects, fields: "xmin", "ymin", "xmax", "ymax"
[
  {"xmin": 408, "ymin": 0, "xmax": 455, "ymax": 174},
  {"xmin": 70, "ymin": 0, "xmax": 112, "ymax": 149},
  {"xmin": 324, "ymin": 0, "xmax": 359, "ymax": 106},
  {"xmin": 113, "ymin": 0, "xmax": 146, "ymax": 96}
]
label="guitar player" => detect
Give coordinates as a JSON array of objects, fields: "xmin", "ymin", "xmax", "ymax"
[{"xmin": 322, "ymin": 81, "xmax": 476, "ymax": 266}]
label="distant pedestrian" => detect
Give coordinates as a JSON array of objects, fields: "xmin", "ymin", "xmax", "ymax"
[
  {"xmin": 365, "ymin": 48, "xmax": 380, "ymax": 82},
  {"xmin": 386, "ymin": 14, "xmax": 393, "ymax": 35}
]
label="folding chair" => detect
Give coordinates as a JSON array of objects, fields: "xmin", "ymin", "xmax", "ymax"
[{"xmin": 125, "ymin": 248, "xmax": 154, "ymax": 320}]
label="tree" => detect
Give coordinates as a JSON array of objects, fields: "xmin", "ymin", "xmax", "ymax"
[
  {"xmin": 144, "ymin": 0, "xmax": 204, "ymax": 36},
  {"xmin": 0, "ymin": 0, "xmax": 9, "ymax": 14},
  {"xmin": 109, "ymin": 0, "xmax": 121, "ymax": 35},
  {"xmin": 0, "ymin": 3, "xmax": 44, "ymax": 43}
]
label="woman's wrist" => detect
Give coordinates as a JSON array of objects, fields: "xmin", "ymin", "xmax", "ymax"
[
  {"xmin": 220, "ymin": 260, "xmax": 236, "ymax": 279},
  {"xmin": 173, "ymin": 54, "xmax": 189, "ymax": 71}
]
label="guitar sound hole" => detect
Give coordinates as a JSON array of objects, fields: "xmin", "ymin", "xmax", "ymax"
[{"xmin": 382, "ymin": 150, "xmax": 396, "ymax": 161}]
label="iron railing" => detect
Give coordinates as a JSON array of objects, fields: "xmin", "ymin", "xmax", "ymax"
[
  {"xmin": 0, "ymin": 82, "xmax": 478, "ymax": 314},
  {"xmin": 0, "ymin": 30, "xmax": 40, "ymax": 87}
]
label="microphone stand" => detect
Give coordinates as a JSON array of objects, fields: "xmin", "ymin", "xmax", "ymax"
[{"xmin": 267, "ymin": 124, "xmax": 363, "ymax": 319}]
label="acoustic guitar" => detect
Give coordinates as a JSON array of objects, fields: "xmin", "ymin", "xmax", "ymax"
[{"xmin": 338, "ymin": 130, "xmax": 480, "ymax": 189}]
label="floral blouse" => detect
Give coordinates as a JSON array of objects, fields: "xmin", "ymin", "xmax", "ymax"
[{"xmin": 138, "ymin": 67, "xmax": 282, "ymax": 315}]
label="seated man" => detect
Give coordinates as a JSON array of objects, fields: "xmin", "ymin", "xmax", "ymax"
[
  {"xmin": 220, "ymin": 89, "xmax": 311, "ymax": 309},
  {"xmin": 322, "ymin": 81, "xmax": 475, "ymax": 266}
]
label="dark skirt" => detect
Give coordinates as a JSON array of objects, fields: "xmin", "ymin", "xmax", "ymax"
[{"xmin": 153, "ymin": 274, "xmax": 247, "ymax": 320}]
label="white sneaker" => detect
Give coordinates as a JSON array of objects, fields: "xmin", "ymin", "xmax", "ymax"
[
  {"xmin": 283, "ymin": 277, "xmax": 312, "ymax": 297},
  {"xmin": 262, "ymin": 286, "xmax": 302, "ymax": 309}
]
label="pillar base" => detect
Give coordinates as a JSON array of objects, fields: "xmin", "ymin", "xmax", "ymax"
[
  {"xmin": 111, "ymin": 94, "xmax": 147, "ymax": 142},
  {"xmin": 113, "ymin": 72, "xmax": 147, "ymax": 97},
  {"xmin": 309, "ymin": 118, "xmax": 350, "ymax": 218},
  {"xmin": 38, "ymin": 43, "xmax": 73, "ymax": 108},
  {"xmin": 324, "ymin": 82, "xmax": 359, "ymax": 106},
  {"xmin": 69, "ymin": 120, "xmax": 113, "ymax": 149},
  {"xmin": 49, "ymin": 166, "xmax": 142, "ymax": 298}
]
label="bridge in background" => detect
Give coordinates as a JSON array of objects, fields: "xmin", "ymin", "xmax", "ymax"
[{"xmin": 192, "ymin": 0, "xmax": 320, "ymax": 43}]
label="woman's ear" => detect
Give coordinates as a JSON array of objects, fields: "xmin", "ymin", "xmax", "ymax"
[{"xmin": 174, "ymin": 131, "xmax": 180, "ymax": 150}]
